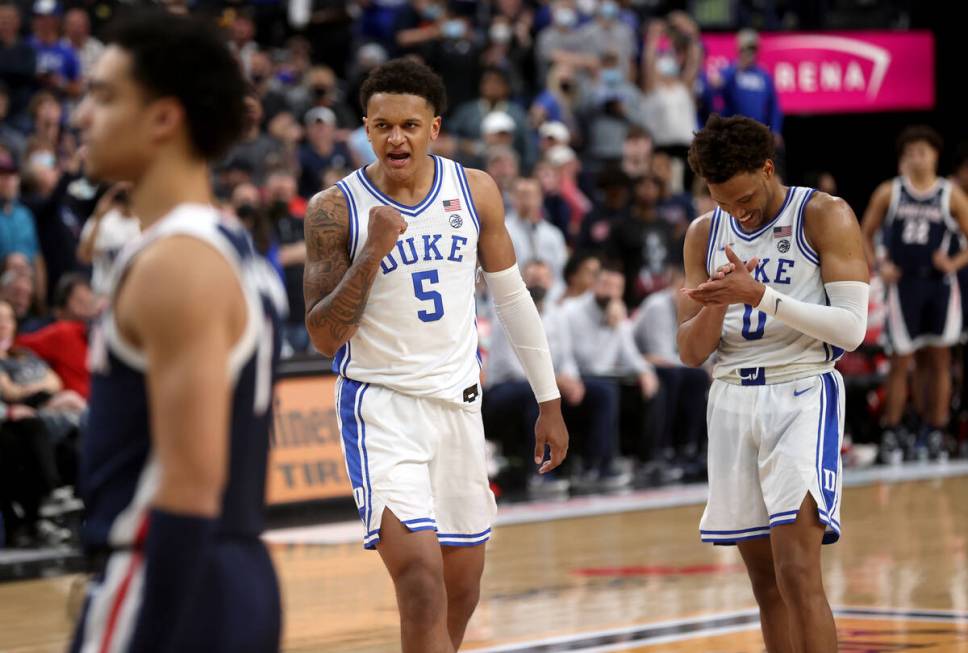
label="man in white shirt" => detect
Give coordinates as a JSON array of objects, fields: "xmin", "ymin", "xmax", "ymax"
[
  {"xmin": 559, "ymin": 263, "xmax": 660, "ymax": 484},
  {"xmin": 485, "ymin": 259, "xmax": 622, "ymax": 493},
  {"xmin": 632, "ymin": 264, "xmax": 710, "ymax": 478},
  {"xmin": 505, "ymin": 176, "xmax": 567, "ymax": 298}
]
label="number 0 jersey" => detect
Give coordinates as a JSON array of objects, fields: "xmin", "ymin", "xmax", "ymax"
[
  {"xmin": 333, "ymin": 156, "xmax": 481, "ymax": 404},
  {"xmin": 706, "ymin": 186, "xmax": 840, "ymax": 385}
]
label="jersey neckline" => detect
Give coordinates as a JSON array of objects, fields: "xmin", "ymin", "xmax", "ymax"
[
  {"xmin": 356, "ymin": 155, "xmax": 443, "ymax": 216},
  {"xmin": 728, "ymin": 185, "xmax": 795, "ymax": 241}
]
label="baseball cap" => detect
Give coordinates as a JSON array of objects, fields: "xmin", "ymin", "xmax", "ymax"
[
  {"xmin": 481, "ymin": 111, "xmax": 515, "ymax": 136},
  {"xmin": 304, "ymin": 106, "xmax": 336, "ymax": 127},
  {"xmin": 33, "ymin": 0, "xmax": 62, "ymax": 16},
  {"xmin": 538, "ymin": 121, "xmax": 570, "ymax": 144},
  {"xmin": 546, "ymin": 145, "xmax": 576, "ymax": 167}
]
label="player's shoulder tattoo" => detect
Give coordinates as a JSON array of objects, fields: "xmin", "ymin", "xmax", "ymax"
[{"xmin": 304, "ymin": 186, "xmax": 350, "ymax": 265}]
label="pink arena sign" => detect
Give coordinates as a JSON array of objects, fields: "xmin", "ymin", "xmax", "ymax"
[{"xmin": 701, "ymin": 32, "xmax": 935, "ymax": 114}]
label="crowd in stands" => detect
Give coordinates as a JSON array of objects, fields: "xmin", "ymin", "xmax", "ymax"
[{"xmin": 0, "ymin": 0, "xmax": 963, "ymax": 544}]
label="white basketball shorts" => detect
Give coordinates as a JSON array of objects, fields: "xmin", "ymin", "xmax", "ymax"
[
  {"xmin": 335, "ymin": 376, "xmax": 497, "ymax": 550},
  {"xmin": 700, "ymin": 370, "xmax": 845, "ymax": 545}
]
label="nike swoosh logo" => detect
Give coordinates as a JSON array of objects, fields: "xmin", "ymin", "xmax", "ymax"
[
  {"xmin": 793, "ymin": 387, "xmax": 811, "ymax": 397},
  {"xmin": 775, "ymin": 297, "xmax": 782, "ymax": 313}
]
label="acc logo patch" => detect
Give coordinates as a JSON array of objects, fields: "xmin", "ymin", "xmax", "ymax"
[
  {"xmin": 449, "ymin": 214, "xmax": 463, "ymax": 229},
  {"xmin": 777, "ymin": 239, "xmax": 791, "ymax": 253}
]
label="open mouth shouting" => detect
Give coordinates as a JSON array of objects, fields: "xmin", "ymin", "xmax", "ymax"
[{"xmin": 387, "ymin": 151, "xmax": 411, "ymax": 168}]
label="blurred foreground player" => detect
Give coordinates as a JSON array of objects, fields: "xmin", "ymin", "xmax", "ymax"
[
  {"xmin": 304, "ymin": 59, "xmax": 568, "ymax": 653},
  {"xmin": 679, "ymin": 115, "xmax": 869, "ymax": 652},
  {"xmin": 69, "ymin": 12, "xmax": 284, "ymax": 653}
]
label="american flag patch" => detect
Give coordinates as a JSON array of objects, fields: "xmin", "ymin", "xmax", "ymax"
[
  {"xmin": 442, "ymin": 198, "xmax": 461, "ymax": 212},
  {"xmin": 773, "ymin": 225, "xmax": 792, "ymax": 238}
]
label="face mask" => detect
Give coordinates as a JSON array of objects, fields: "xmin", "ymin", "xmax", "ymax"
[
  {"xmin": 553, "ymin": 7, "xmax": 577, "ymax": 28},
  {"xmin": 601, "ymin": 67, "xmax": 622, "ymax": 86},
  {"xmin": 594, "ymin": 294, "xmax": 611, "ymax": 310},
  {"xmin": 489, "ymin": 23, "xmax": 512, "ymax": 44},
  {"xmin": 236, "ymin": 203, "xmax": 257, "ymax": 220},
  {"xmin": 312, "ymin": 85, "xmax": 332, "ymax": 100},
  {"xmin": 29, "ymin": 150, "xmax": 56, "ymax": 168},
  {"xmin": 250, "ymin": 73, "xmax": 267, "ymax": 86},
  {"xmin": 270, "ymin": 199, "xmax": 289, "ymax": 216},
  {"xmin": 599, "ymin": 0, "xmax": 619, "ymax": 20},
  {"xmin": 441, "ymin": 19, "xmax": 466, "ymax": 40},
  {"xmin": 422, "ymin": 3, "xmax": 443, "ymax": 20},
  {"xmin": 527, "ymin": 286, "xmax": 548, "ymax": 303},
  {"xmin": 656, "ymin": 54, "xmax": 680, "ymax": 78}
]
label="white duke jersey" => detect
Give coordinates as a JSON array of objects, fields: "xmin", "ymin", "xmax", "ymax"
[
  {"xmin": 706, "ymin": 186, "xmax": 841, "ymax": 385},
  {"xmin": 332, "ymin": 155, "xmax": 481, "ymax": 404}
]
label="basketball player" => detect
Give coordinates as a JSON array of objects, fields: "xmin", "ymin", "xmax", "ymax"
[
  {"xmin": 860, "ymin": 126, "xmax": 968, "ymax": 462},
  {"xmin": 304, "ymin": 59, "xmax": 568, "ymax": 653},
  {"xmin": 69, "ymin": 13, "xmax": 283, "ymax": 653},
  {"xmin": 678, "ymin": 115, "xmax": 869, "ymax": 653}
]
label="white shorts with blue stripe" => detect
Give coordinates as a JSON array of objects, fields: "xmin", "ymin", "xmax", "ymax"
[
  {"xmin": 335, "ymin": 376, "xmax": 497, "ymax": 550},
  {"xmin": 700, "ymin": 370, "xmax": 845, "ymax": 546}
]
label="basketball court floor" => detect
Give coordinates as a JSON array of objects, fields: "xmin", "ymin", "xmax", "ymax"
[{"xmin": 2, "ymin": 462, "xmax": 967, "ymax": 652}]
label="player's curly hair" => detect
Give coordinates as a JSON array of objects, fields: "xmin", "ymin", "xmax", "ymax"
[
  {"xmin": 896, "ymin": 125, "xmax": 943, "ymax": 157},
  {"xmin": 359, "ymin": 58, "xmax": 448, "ymax": 116},
  {"xmin": 687, "ymin": 114, "xmax": 775, "ymax": 184}
]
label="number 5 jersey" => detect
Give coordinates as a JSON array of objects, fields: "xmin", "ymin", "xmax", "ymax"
[{"xmin": 332, "ymin": 155, "xmax": 481, "ymax": 404}]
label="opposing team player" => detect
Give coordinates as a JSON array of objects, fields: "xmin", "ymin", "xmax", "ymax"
[
  {"xmin": 70, "ymin": 12, "xmax": 284, "ymax": 653},
  {"xmin": 678, "ymin": 115, "xmax": 869, "ymax": 653},
  {"xmin": 303, "ymin": 59, "xmax": 568, "ymax": 653},
  {"xmin": 860, "ymin": 126, "xmax": 968, "ymax": 462}
]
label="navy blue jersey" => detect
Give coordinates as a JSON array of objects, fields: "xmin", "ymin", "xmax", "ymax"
[
  {"xmin": 883, "ymin": 177, "xmax": 956, "ymax": 279},
  {"xmin": 80, "ymin": 204, "xmax": 287, "ymax": 551}
]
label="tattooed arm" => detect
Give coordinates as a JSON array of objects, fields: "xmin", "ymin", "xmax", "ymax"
[{"xmin": 303, "ymin": 187, "xmax": 406, "ymax": 357}]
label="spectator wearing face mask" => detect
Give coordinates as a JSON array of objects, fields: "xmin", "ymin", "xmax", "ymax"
[
  {"xmin": 581, "ymin": 51, "xmax": 647, "ymax": 171},
  {"xmin": 577, "ymin": 0, "xmax": 635, "ymax": 76},
  {"xmin": 535, "ymin": 0, "xmax": 597, "ymax": 83},
  {"xmin": 640, "ymin": 14, "xmax": 700, "ymax": 184},
  {"xmin": 631, "ymin": 264, "xmax": 710, "ymax": 480},
  {"xmin": 558, "ymin": 263, "xmax": 660, "ymax": 487},
  {"xmin": 0, "ymin": 151, "xmax": 46, "ymax": 308}
]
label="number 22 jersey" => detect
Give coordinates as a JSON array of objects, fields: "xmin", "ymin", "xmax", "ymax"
[{"xmin": 332, "ymin": 155, "xmax": 481, "ymax": 403}]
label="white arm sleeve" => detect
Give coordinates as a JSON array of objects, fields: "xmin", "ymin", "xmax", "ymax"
[
  {"xmin": 757, "ymin": 281, "xmax": 869, "ymax": 352},
  {"xmin": 484, "ymin": 265, "xmax": 561, "ymax": 403}
]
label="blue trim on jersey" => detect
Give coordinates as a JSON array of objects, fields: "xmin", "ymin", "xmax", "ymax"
[
  {"xmin": 332, "ymin": 344, "xmax": 346, "ymax": 374},
  {"xmin": 454, "ymin": 162, "xmax": 481, "ymax": 233},
  {"xmin": 769, "ymin": 509, "xmax": 799, "ymax": 521},
  {"xmin": 816, "ymin": 373, "xmax": 841, "ymax": 536},
  {"xmin": 830, "ymin": 345, "xmax": 845, "ymax": 360},
  {"xmin": 705, "ymin": 209, "xmax": 721, "ymax": 275},
  {"xmin": 335, "ymin": 181, "xmax": 359, "ymax": 260},
  {"xmin": 339, "ymin": 379, "xmax": 365, "ymax": 522},
  {"xmin": 728, "ymin": 186, "xmax": 794, "ymax": 242},
  {"xmin": 357, "ymin": 382, "xmax": 373, "ymax": 531},
  {"xmin": 339, "ymin": 379, "xmax": 372, "ymax": 531},
  {"xmin": 795, "ymin": 189, "xmax": 820, "ymax": 265},
  {"xmin": 436, "ymin": 528, "xmax": 492, "ymax": 539},
  {"xmin": 356, "ymin": 156, "xmax": 443, "ymax": 217},
  {"xmin": 700, "ymin": 525, "xmax": 771, "ymax": 536},
  {"xmin": 701, "ymin": 531, "xmax": 771, "ymax": 544}
]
